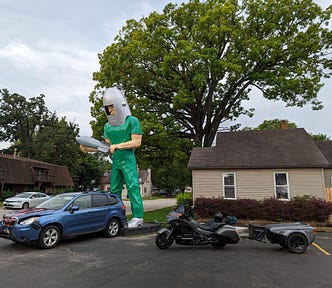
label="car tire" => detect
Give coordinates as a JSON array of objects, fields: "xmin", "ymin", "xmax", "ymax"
[
  {"xmin": 287, "ymin": 233, "xmax": 308, "ymax": 254},
  {"xmin": 105, "ymin": 218, "xmax": 120, "ymax": 238},
  {"xmin": 22, "ymin": 202, "xmax": 29, "ymax": 209},
  {"xmin": 38, "ymin": 225, "xmax": 61, "ymax": 249}
]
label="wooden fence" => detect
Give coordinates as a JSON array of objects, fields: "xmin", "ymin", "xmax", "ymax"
[{"xmin": 325, "ymin": 188, "xmax": 332, "ymax": 202}]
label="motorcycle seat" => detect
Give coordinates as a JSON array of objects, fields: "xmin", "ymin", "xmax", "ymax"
[{"xmin": 198, "ymin": 221, "xmax": 225, "ymax": 232}]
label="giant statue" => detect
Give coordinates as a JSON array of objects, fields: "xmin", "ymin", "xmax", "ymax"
[{"xmin": 78, "ymin": 87, "xmax": 144, "ymax": 228}]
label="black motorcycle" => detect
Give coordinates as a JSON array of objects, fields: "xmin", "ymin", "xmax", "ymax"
[{"xmin": 155, "ymin": 206, "xmax": 240, "ymax": 249}]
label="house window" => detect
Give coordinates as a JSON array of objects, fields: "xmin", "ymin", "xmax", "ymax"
[
  {"xmin": 274, "ymin": 172, "xmax": 290, "ymax": 200},
  {"xmin": 223, "ymin": 173, "xmax": 236, "ymax": 199}
]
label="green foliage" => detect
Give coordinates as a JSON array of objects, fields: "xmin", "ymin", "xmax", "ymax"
[
  {"xmin": 255, "ymin": 119, "xmax": 297, "ymax": 130},
  {"xmin": 91, "ymin": 0, "xmax": 332, "ymax": 148},
  {"xmin": 176, "ymin": 192, "xmax": 193, "ymax": 216},
  {"xmin": 0, "ymin": 89, "xmax": 108, "ymax": 189},
  {"xmin": 0, "ymin": 89, "xmax": 53, "ymax": 158},
  {"xmin": 194, "ymin": 197, "xmax": 332, "ymax": 222},
  {"xmin": 0, "ymin": 191, "xmax": 14, "ymax": 201},
  {"xmin": 309, "ymin": 133, "xmax": 330, "ymax": 140},
  {"xmin": 241, "ymin": 118, "xmax": 331, "ymax": 140}
]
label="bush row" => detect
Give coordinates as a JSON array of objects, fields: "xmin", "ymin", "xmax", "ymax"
[{"xmin": 194, "ymin": 197, "xmax": 332, "ymax": 222}]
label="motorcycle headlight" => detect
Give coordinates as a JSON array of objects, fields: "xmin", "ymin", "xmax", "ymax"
[{"xmin": 20, "ymin": 217, "xmax": 39, "ymax": 226}]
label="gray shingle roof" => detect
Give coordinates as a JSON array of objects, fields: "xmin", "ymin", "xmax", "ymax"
[
  {"xmin": 188, "ymin": 128, "xmax": 330, "ymax": 170},
  {"xmin": 315, "ymin": 141, "xmax": 332, "ymax": 168}
]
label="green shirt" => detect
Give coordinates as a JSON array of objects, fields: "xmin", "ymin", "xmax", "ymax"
[{"xmin": 103, "ymin": 115, "xmax": 142, "ymax": 161}]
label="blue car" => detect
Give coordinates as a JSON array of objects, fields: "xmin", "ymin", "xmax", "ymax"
[{"xmin": 0, "ymin": 191, "xmax": 127, "ymax": 249}]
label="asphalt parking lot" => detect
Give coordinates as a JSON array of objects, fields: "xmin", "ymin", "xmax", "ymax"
[
  {"xmin": 0, "ymin": 230, "xmax": 331, "ymax": 288},
  {"xmin": 0, "ymin": 198, "xmax": 331, "ymax": 288}
]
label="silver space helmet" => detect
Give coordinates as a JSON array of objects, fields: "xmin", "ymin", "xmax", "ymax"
[{"xmin": 103, "ymin": 87, "xmax": 131, "ymax": 126}]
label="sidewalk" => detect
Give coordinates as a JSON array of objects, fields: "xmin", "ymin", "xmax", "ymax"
[{"xmin": 124, "ymin": 198, "xmax": 176, "ymax": 215}]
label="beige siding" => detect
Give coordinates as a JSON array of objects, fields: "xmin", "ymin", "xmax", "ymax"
[
  {"xmin": 236, "ymin": 169, "xmax": 275, "ymax": 199},
  {"xmin": 192, "ymin": 168, "xmax": 325, "ymax": 201},
  {"xmin": 192, "ymin": 170, "xmax": 222, "ymax": 199},
  {"xmin": 288, "ymin": 169, "xmax": 325, "ymax": 198},
  {"xmin": 323, "ymin": 169, "xmax": 332, "ymax": 188}
]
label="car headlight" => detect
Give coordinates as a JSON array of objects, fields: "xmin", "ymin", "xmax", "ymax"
[{"xmin": 20, "ymin": 217, "xmax": 39, "ymax": 226}]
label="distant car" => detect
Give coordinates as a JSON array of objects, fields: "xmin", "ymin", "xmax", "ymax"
[
  {"xmin": 0, "ymin": 191, "xmax": 127, "ymax": 249},
  {"xmin": 3, "ymin": 192, "xmax": 51, "ymax": 209}
]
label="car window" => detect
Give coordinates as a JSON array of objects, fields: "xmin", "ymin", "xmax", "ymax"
[
  {"xmin": 92, "ymin": 194, "xmax": 109, "ymax": 207},
  {"xmin": 15, "ymin": 193, "xmax": 31, "ymax": 198},
  {"xmin": 72, "ymin": 195, "xmax": 91, "ymax": 210},
  {"xmin": 109, "ymin": 195, "xmax": 119, "ymax": 205}
]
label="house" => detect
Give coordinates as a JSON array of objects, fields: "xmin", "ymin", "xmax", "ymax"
[
  {"xmin": 100, "ymin": 168, "xmax": 153, "ymax": 198},
  {"xmin": 188, "ymin": 128, "xmax": 332, "ymax": 201},
  {"xmin": 0, "ymin": 153, "xmax": 74, "ymax": 194}
]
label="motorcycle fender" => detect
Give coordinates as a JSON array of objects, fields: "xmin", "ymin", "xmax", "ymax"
[{"xmin": 157, "ymin": 228, "xmax": 173, "ymax": 240}]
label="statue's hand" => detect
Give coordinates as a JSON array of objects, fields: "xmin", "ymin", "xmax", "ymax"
[
  {"xmin": 80, "ymin": 145, "xmax": 88, "ymax": 153},
  {"xmin": 110, "ymin": 144, "xmax": 116, "ymax": 154}
]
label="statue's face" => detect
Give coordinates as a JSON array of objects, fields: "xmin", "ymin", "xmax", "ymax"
[{"xmin": 106, "ymin": 104, "xmax": 115, "ymax": 115}]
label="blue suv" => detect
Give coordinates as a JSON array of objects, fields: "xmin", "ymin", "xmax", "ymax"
[{"xmin": 0, "ymin": 191, "xmax": 127, "ymax": 249}]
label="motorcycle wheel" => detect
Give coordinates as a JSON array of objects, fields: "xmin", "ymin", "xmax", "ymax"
[
  {"xmin": 211, "ymin": 242, "xmax": 226, "ymax": 249},
  {"xmin": 155, "ymin": 231, "xmax": 174, "ymax": 249},
  {"xmin": 287, "ymin": 233, "xmax": 308, "ymax": 254}
]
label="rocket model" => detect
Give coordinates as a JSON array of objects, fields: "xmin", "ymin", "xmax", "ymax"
[{"xmin": 75, "ymin": 136, "xmax": 110, "ymax": 154}]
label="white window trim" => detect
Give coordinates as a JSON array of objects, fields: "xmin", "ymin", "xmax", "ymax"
[
  {"xmin": 273, "ymin": 172, "xmax": 290, "ymax": 200},
  {"xmin": 222, "ymin": 172, "xmax": 237, "ymax": 199}
]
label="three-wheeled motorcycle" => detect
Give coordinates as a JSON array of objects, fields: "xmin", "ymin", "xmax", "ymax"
[{"xmin": 155, "ymin": 206, "xmax": 316, "ymax": 254}]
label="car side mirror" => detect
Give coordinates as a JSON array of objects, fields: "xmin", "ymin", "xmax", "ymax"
[{"xmin": 70, "ymin": 206, "xmax": 80, "ymax": 213}]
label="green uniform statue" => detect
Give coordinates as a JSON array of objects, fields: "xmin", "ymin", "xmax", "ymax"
[
  {"xmin": 80, "ymin": 87, "xmax": 144, "ymax": 228},
  {"xmin": 104, "ymin": 115, "xmax": 144, "ymax": 221}
]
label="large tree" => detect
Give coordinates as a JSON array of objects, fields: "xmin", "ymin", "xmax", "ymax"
[
  {"xmin": 91, "ymin": 0, "xmax": 332, "ymax": 147},
  {"xmin": 0, "ymin": 89, "xmax": 53, "ymax": 158}
]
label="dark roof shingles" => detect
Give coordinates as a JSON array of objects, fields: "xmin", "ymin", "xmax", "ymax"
[
  {"xmin": 188, "ymin": 129, "xmax": 329, "ymax": 169},
  {"xmin": 0, "ymin": 153, "xmax": 73, "ymax": 186}
]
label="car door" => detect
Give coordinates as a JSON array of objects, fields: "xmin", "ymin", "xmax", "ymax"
[
  {"xmin": 29, "ymin": 193, "xmax": 42, "ymax": 207},
  {"xmin": 61, "ymin": 195, "xmax": 94, "ymax": 235},
  {"xmin": 89, "ymin": 194, "xmax": 111, "ymax": 230},
  {"xmin": 35, "ymin": 193, "xmax": 49, "ymax": 206}
]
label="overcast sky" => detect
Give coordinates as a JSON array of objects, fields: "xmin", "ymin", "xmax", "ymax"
[{"xmin": 0, "ymin": 0, "xmax": 331, "ymax": 150}]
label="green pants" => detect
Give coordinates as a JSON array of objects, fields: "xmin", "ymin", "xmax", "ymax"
[{"xmin": 110, "ymin": 152, "xmax": 144, "ymax": 218}]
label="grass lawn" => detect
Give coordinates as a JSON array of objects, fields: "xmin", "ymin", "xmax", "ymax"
[{"xmin": 127, "ymin": 206, "xmax": 175, "ymax": 223}]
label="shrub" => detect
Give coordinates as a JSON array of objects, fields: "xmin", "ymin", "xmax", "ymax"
[
  {"xmin": 0, "ymin": 191, "xmax": 15, "ymax": 201},
  {"xmin": 176, "ymin": 192, "xmax": 193, "ymax": 216},
  {"xmin": 194, "ymin": 197, "xmax": 332, "ymax": 222}
]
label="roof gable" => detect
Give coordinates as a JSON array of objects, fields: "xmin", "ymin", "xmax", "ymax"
[{"xmin": 188, "ymin": 128, "xmax": 329, "ymax": 170}]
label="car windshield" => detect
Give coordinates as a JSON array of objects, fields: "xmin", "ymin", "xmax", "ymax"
[
  {"xmin": 15, "ymin": 192, "xmax": 32, "ymax": 198},
  {"xmin": 37, "ymin": 194, "xmax": 76, "ymax": 210}
]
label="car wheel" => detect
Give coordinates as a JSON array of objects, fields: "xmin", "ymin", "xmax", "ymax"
[
  {"xmin": 287, "ymin": 233, "xmax": 308, "ymax": 254},
  {"xmin": 105, "ymin": 218, "xmax": 120, "ymax": 238},
  {"xmin": 38, "ymin": 225, "xmax": 61, "ymax": 249},
  {"xmin": 22, "ymin": 202, "xmax": 29, "ymax": 209}
]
